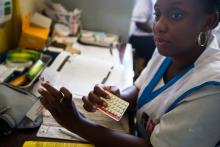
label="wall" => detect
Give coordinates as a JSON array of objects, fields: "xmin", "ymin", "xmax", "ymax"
[
  {"xmin": 61, "ymin": 0, "xmax": 134, "ymax": 41},
  {"xmin": 19, "ymin": 0, "xmax": 45, "ymax": 16},
  {"xmin": 0, "ymin": 0, "xmax": 45, "ymax": 53}
]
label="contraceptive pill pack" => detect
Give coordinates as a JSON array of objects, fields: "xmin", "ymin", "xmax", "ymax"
[{"xmin": 98, "ymin": 90, "xmax": 129, "ymax": 121}]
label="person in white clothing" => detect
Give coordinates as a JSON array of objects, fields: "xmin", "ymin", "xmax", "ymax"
[
  {"xmin": 38, "ymin": 0, "xmax": 220, "ymax": 146},
  {"xmin": 128, "ymin": 0, "xmax": 156, "ymax": 79},
  {"xmin": 213, "ymin": 24, "xmax": 220, "ymax": 46}
]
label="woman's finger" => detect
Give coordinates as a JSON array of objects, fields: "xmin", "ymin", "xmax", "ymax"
[
  {"xmin": 60, "ymin": 87, "xmax": 72, "ymax": 103},
  {"xmin": 82, "ymin": 96, "xmax": 97, "ymax": 112},
  {"xmin": 88, "ymin": 92, "xmax": 107, "ymax": 107},
  {"xmin": 94, "ymin": 85, "xmax": 110, "ymax": 99},
  {"xmin": 41, "ymin": 83, "xmax": 63, "ymax": 99},
  {"xmin": 83, "ymin": 103, "xmax": 93, "ymax": 112},
  {"xmin": 38, "ymin": 88, "xmax": 59, "ymax": 107}
]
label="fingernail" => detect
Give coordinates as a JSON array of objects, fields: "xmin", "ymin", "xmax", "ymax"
[
  {"xmin": 103, "ymin": 102, "xmax": 108, "ymax": 107},
  {"xmin": 106, "ymin": 95, "xmax": 111, "ymax": 99}
]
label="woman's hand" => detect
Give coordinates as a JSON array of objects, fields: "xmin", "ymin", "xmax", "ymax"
[
  {"xmin": 38, "ymin": 82, "xmax": 81, "ymax": 130},
  {"xmin": 82, "ymin": 84, "xmax": 121, "ymax": 112}
]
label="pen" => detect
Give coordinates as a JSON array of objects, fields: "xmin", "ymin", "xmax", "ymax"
[
  {"xmin": 109, "ymin": 44, "xmax": 113, "ymax": 55},
  {"xmin": 101, "ymin": 71, "xmax": 111, "ymax": 84},
  {"xmin": 59, "ymin": 128, "xmax": 87, "ymax": 142},
  {"xmin": 57, "ymin": 55, "xmax": 70, "ymax": 72},
  {"xmin": 101, "ymin": 66, "xmax": 114, "ymax": 84}
]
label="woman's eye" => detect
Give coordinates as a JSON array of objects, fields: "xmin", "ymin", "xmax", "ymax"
[
  {"xmin": 154, "ymin": 12, "xmax": 160, "ymax": 21},
  {"xmin": 170, "ymin": 12, "xmax": 183, "ymax": 20}
]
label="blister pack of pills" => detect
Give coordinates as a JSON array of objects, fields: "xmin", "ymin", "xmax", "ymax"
[{"xmin": 98, "ymin": 90, "xmax": 129, "ymax": 121}]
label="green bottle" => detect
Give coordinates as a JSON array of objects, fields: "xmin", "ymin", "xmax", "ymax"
[{"xmin": 26, "ymin": 60, "xmax": 45, "ymax": 80}]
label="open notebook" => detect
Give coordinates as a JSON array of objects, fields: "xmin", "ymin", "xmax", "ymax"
[{"xmin": 38, "ymin": 52, "xmax": 125, "ymax": 98}]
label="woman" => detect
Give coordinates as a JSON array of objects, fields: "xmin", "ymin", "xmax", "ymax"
[{"xmin": 38, "ymin": 0, "xmax": 220, "ymax": 146}]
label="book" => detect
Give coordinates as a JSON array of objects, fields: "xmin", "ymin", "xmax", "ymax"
[{"xmin": 23, "ymin": 141, "xmax": 94, "ymax": 147}]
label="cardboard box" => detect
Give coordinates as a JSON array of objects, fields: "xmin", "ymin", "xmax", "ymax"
[
  {"xmin": 19, "ymin": 15, "xmax": 50, "ymax": 50},
  {"xmin": 30, "ymin": 13, "xmax": 52, "ymax": 29}
]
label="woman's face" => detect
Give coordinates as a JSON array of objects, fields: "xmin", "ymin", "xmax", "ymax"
[{"xmin": 153, "ymin": 0, "xmax": 208, "ymax": 57}]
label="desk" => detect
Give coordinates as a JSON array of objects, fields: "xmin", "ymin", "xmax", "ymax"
[
  {"xmin": 0, "ymin": 43, "xmax": 134, "ymax": 147},
  {"xmin": 0, "ymin": 114, "xmax": 135, "ymax": 147}
]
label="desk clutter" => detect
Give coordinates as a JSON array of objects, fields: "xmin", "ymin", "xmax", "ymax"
[
  {"xmin": 30, "ymin": 44, "xmax": 132, "ymax": 142},
  {"xmin": 78, "ymin": 30, "xmax": 119, "ymax": 48},
  {"xmin": 19, "ymin": 14, "xmax": 51, "ymax": 50},
  {"xmin": 0, "ymin": 48, "xmax": 51, "ymax": 89},
  {"xmin": 0, "ymin": 1, "xmax": 134, "ymax": 145},
  {"xmin": 0, "ymin": 43, "xmax": 133, "ymax": 144}
]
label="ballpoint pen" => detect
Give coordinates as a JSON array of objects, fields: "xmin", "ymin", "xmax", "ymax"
[
  {"xmin": 57, "ymin": 55, "xmax": 70, "ymax": 72},
  {"xmin": 59, "ymin": 128, "xmax": 87, "ymax": 142},
  {"xmin": 109, "ymin": 44, "xmax": 113, "ymax": 55},
  {"xmin": 101, "ymin": 71, "xmax": 111, "ymax": 84},
  {"xmin": 101, "ymin": 66, "xmax": 114, "ymax": 84}
]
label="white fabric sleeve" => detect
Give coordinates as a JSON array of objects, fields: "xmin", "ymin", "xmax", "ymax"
[
  {"xmin": 150, "ymin": 86, "xmax": 220, "ymax": 147},
  {"xmin": 132, "ymin": 0, "xmax": 150, "ymax": 22}
]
